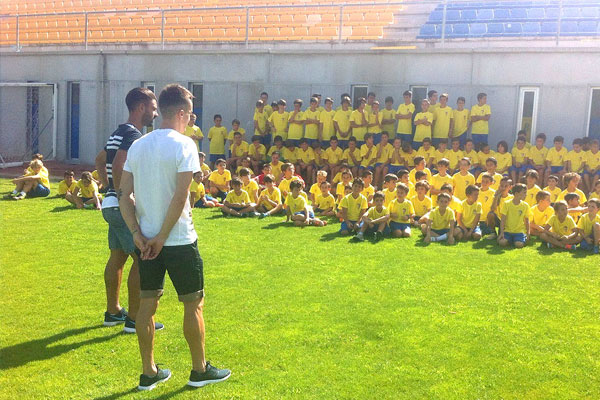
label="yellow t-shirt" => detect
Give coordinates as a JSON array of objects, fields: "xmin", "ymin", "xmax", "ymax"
[
  {"xmin": 478, "ymin": 150, "xmax": 496, "ymax": 165},
  {"xmin": 430, "ymin": 207, "xmax": 455, "ymax": 230},
  {"xmin": 396, "ymin": 103, "xmax": 415, "ymax": 134},
  {"xmin": 282, "ymin": 147, "xmax": 298, "ymax": 163},
  {"xmin": 259, "ymin": 187, "xmax": 282, "ymax": 210},
  {"xmin": 381, "ymin": 107, "xmax": 397, "ymax": 134},
  {"xmin": 76, "ymin": 180, "xmax": 98, "ymax": 198},
  {"xmin": 452, "ymin": 109, "xmax": 470, "ymax": 136},
  {"xmin": 367, "ymin": 205, "xmax": 389, "ymax": 221},
  {"xmin": 249, "ymin": 143, "xmax": 267, "ymax": 161},
  {"xmin": 408, "ymin": 167, "xmax": 432, "ymax": 184},
  {"xmin": 470, "ymin": 104, "xmax": 491, "ymax": 134},
  {"xmin": 359, "ymin": 144, "xmax": 377, "ymax": 167},
  {"xmin": 362, "ymin": 184, "xmax": 375, "ymax": 201},
  {"xmin": 269, "ymin": 111, "xmax": 289, "ymax": 139},
  {"xmin": 511, "ymin": 146, "xmax": 529, "ymax": 164},
  {"xmin": 495, "ymin": 152, "xmax": 512, "ymax": 171},
  {"xmin": 183, "ymin": 125, "xmax": 204, "ymax": 151},
  {"xmin": 542, "ymin": 186, "xmax": 561, "ymax": 203},
  {"xmin": 58, "ymin": 179, "xmax": 77, "ymax": 195},
  {"xmin": 343, "ymin": 147, "xmax": 362, "ymax": 167},
  {"xmin": 413, "ymin": 112, "xmax": 433, "ymax": 142},
  {"xmin": 476, "ymin": 172, "xmax": 503, "ymax": 191},
  {"xmin": 586, "ymin": 150, "xmax": 600, "ymax": 170},
  {"xmin": 350, "ymin": 110, "xmax": 368, "ymax": 141},
  {"xmin": 26, "ymin": 168, "xmax": 50, "ymax": 188},
  {"xmin": 340, "ymin": 193, "xmax": 368, "ymax": 221},
  {"xmin": 254, "ymin": 110, "xmax": 269, "ymax": 135},
  {"xmin": 333, "ymin": 109, "xmax": 352, "ymax": 138},
  {"xmin": 208, "ymin": 169, "xmax": 232, "ymax": 187},
  {"xmin": 497, "ymin": 194, "xmax": 514, "ymax": 216},
  {"xmin": 548, "ymin": 214, "xmax": 576, "ymax": 236},
  {"xmin": 410, "ymin": 195, "xmax": 432, "ymax": 217},
  {"xmin": 297, "ymin": 147, "xmax": 315, "ymax": 164},
  {"xmin": 227, "ymin": 127, "xmax": 246, "ymax": 141},
  {"xmin": 201, "ymin": 163, "xmax": 211, "ymax": 174},
  {"xmin": 270, "ymin": 161, "xmax": 283, "ymax": 181},
  {"xmin": 278, "ymin": 176, "xmax": 301, "ymax": 196},
  {"xmin": 502, "ymin": 199, "xmax": 530, "ymax": 234},
  {"xmin": 546, "ymin": 147, "xmax": 568, "ymax": 167},
  {"xmin": 398, "ymin": 149, "xmax": 415, "ymax": 167},
  {"xmin": 309, "ymin": 182, "xmax": 322, "ymax": 201},
  {"xmin": 577, "ymin": 213, "xmax": 600, "ymax": 236},
  {"xmin": 478, "ymin": 188, "xmax": 496, "ymax": 218},
  {"xmin": 190, "ymin": 180, "xmax": 206, "ymax": 197},
  {"xmin": 528, "ymin": 145, "xmax": 548, "ymax": 166},
  {"xmin": 557, "ymin": 188, "xmax": 587, "ymax": 204},
  {"xmin": 463, "ymin": 150, "xmax": 479, "ymax": 166},
  {"xmin": 383, "ymin": 188, "xmax": 396, "ymax": 208},
  {"xmin": 452, "ymin": 172, "xmax": 475, "ymax": 201},
  {"xmin": 303, "ymin": 108, "xmax": 321, "ymax": 139},
  {"xmin": 242, "ymin": 179, "xmax": 259, "ymax": 199},
  {"xmin": 324, "ymin": 146, "xmax": 344, "ymax": 165},
  {"xmin": 433, "ymin": 149, "xmax": 450, "ymax": 165},
  {"xmin": 530, "ymin": 204, "xmax": 554, "ymax": 227},
  {"xmin": 287, "ymin": 111, "xmax": 305, "ymax": 140},
  {"xmin": 590, "ymin": 191, "xmax": 600, "ymax": 200},
  {"xmin": 459, "ymin": 200, "xmax": 482, "ymax": 228},
  {"xmin": 230, "ymin": 141, "xmax": 249, "ymax": 157},
  {"xmin": 225, "ymin": 189, "xmax": 250, "ymax": 205},
  {"xmin": 388, "ymin": 198, "xmax": 414, "ymax": 223},
  {"xmin": 430, "ymin": 173, "xmax": 453, "ymax": 204},
  {"xmin": 416, "ymin": 146, "xmax": 435, "ymax": 165},
  {"xmin": 367, "ymin": 112, "xmax": 383, "ymax": 134},
  {"xmin": 208, "ymin": 126, "xmax": 228, "ymax": 155},
  {"xmin": 432, "ymin": 106, "xmax": 453, "ymax": 139},
  {"xmin": 336, "ymin": 181, "xmax": 353, "ymax": 198},
  {"xmin": 524, "ymin": 184, "xmax": 541, "ymax": 207},
  {"xmin": 319, "ymin": 109, "xmax": 336, "ymax": 141},
  {"xmin": 566, "ymin": 150, "xmax": 586, "ymax": 173},
  {"xmin": 315, "ymin": 193, "xmax": 336, "ymax": 211},
  {"xmin": 446, "ymin": 149, "xmax": 464, "ymax": 170},
  {"xmin": 375, "ymin": 142, "xmax": 394, "ymax": 164}
]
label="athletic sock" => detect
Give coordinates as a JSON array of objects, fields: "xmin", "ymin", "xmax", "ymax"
[
  {"xmin": 431, "ymin": 234, "xmax": 448, "ymax": 242},
  {"xmin": 11, "ymin": 189, "xmax": 17, "ymax": 195}
]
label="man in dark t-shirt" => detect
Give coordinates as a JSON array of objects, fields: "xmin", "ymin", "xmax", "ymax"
[{"xmin": 95, "ymin": 87, "xmax": 162, "ymax": 333}]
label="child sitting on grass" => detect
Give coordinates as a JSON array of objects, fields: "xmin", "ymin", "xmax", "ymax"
[
  {"xmin": 72, "ymin": 171, "xmax": 102, "ymax": 209},
  {"xmin": 529, "ymin": 191, "xmax": 554, "ymax": 237},
  {"xmin": 222, "ymin": 178, "xmax": 256, "ymax": 217},
  {"xmin": 339, "ymin": 178, "xmax": 368, "ymax": 236},
  {"xmin": 208, "ymin": 158, "xmax": 232, "ymax": 201},
  {"xmin": 313, "ymin": 181, "xmax": 336, "ymax": 218},
  {"xmin": 576, "ymin": 198, "xmax": 600, "ymax": 253},
  {"xmin": 256, "ymin": 174, "xmax": 283, "ymax": 218},
  {"xmin": 540, "ymin": 201, "xmax": 579, "ymax": 250},
  {"xmin": 58, "ymin": 170, "xmax": 77, "ymax": 199},
  {"xmin": 190, "ymin": 171, "xmax": 219, "ymax": 208},
  {"xmin": 456, "ymin": 184, "xmax": 482, "ymax": 241},
  {"xmin": 388, "ymin": 183, "xmax": 414, "ymax": 238},
  {"xmin": 285, "ymin": 180, "xmax": 327, "ymax": 227},
  {"xmin": 10, "ymin": 159, "xmax": 50, "ymax": 200},
  {"xmin": 353, "ymin": 191, "xmax": 390, "ymax": 242},
  {"xmin": 424, "ymin": 192, "xmax": 457, "ymax": 244}
]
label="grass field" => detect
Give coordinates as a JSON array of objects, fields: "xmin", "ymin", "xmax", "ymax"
[{"xmin": 1, "ymin": 177, "xmax": 599, "ymax": 399}]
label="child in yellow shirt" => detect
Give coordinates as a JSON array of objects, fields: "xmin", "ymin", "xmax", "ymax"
[
  {"xmin": 286, "ymin": 180, "xmax": 326, "ymax": 227},
  {"xmin": 339, "ymin": 178, "xmax": 368, "ymax": 235},
  {"xmin": 529, "ymin": 190, "xmax": 554, "ymax": 236},
  {"xmin": 456, "ymin": 185, "xmax": 482, "ymax": 241},
  {"xmin": 314, "ymin": 181, "xmax": 336, "ymax": 218},
  {"xmin": 576, "ymin": 198, "xmax": 600, "ymax": 253},
  {"xmin": 388, "ymin": 183, "xmax": 415, "ymax": 238},
  {"xmin": 309, "ymin": 170, "xmax": 327, "ymax": 203},
  {"xmin": 222, "ymin": 178, "xmax": 255, "ymax": 217},
  {"xmin": 257, "ymin": 174, "xmax": 283, "ymax": 218},
  {"xmin": 424, "ymin": 193, "xmax": 457, "ymax": 244},
  {"xmin": 382, "ymin": 173, "xmax": 398, "ymax": 207},
  {"xmin": 10, "ymin": 159, "xmax": 51, "ymax": 200},
  {"xmin": 543, "ymin": 175, "xmax": 562, "ymax": 203},
  {"xmin": 498, "ymin": 183, "xmax": 530, "ymax": 248},
  {"xmin": 72, "ymin": 171, "xmax": 102, "ymax": 210},
  {"xmin": 411, "ymin": 181, "xmax": 432, "ymax": 229},
  {"xmin": 540, "ymin": 201, "xmax": 579, "ymax": 250},
  {"xmin": 190, "ymin": 171, "xmax": 219, "ymax": 208},
  {"xmin": 208, "ymin": 159, "xmax": 232, "ymax": 201},
  {"xmin": 58, "ymin": 170, "xmax": 77, "ymax": 199},
  {"xmin": 353, "ymin": 191, "xmax": 391, "ymax": 242}
]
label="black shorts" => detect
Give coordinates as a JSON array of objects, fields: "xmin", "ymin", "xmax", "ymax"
[{"xmin": 137, "ymin": 240, "xmax": 204, "ymax": 302}]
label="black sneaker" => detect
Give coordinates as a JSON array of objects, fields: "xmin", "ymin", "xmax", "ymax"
[
  {"xmin": 187, "ymin": 362, "xmax": 231, "ymax": 388},
  {"xmin": 123, "ymin": 316, "xmax": 165, "ymax": 334},
  {"xmin": 103, "ymin": 308, "xmax": 128, "ymax": 326},
  {"xmin": 137, "ymin": 365, "xmax": 171, "ymax": 391}
]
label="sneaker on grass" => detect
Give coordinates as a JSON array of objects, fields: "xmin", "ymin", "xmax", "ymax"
[
  {"xmin": 123, "ymin": 316, "xmax": 165, "ymax": 334},
  {"xmin": 138, "ymin": 365, "xmax": 171, "ymax": 391},
  {"xmin": 103, "ymin": 308, "xmax": 128, "ymax": 326},
  {"xmin": 187, "ymin": 362, "xmax": 231, "ymax": 388}
]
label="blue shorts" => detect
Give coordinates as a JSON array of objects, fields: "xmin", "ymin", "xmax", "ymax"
[
  {"xmin": 214, "ymin": 190, "xmax": 227, "ymax": 201},
  {"xmin": 509, "ymin": 165, "xmax": 530, "ymax": 174},
  {"xmin": 286, "ymin": 139, "xmax": 300, "ymax": 147},
  {"xmin": 28, "ymin": 183, "xmax": 50, "ymax": 198},
  {"xmin": 340, "ymin": 220, "xmax": 358, "ymax": 232},
  {"xmin": 432, "ymin": 228, "xmax": 450, "ymax": 235},
  {"xmin": 209, "ymin": 154, "xmax": 225, "ymax": 163},
  {"xmin": 362, "ymin": 223, "xmax": 391, "ymax": 236},
  {"xmin": 295, "ymin": 210, "xmax": 315, "ymax": 219},
  {"xmin": 337, "ymin": 140, "xmax": 349, "ymax": 150},
  {"xmin": 480, "ymin": 222, "xmax": 493, "ymax": 235},
  {"xmin": 503, "ymin": 232, "xmax": 526, "ymax": 244},
  {"xmin": 390, "ymin": 221, "xmax": 411, "ymax": 233},
  {"xmin": 397, "ymin": 133, "xmax": 412, "ymax": 145},
  {"xmin": 359, "ymin": 165, "xmax": 375, "ymax": 171},
  {"xmin": 432, "ymin": 138, "xmax": 448, "ymax": 147},
  {"xmin": 550, "ymin": 166, "xmax": 564, "ymax": 174},
  {"xmin": 374, "ymin": 163, "xmax": 386, "ymax": 168},
  {"xmin": 411, "ymin": 140, "xmax": 422, "ymax": 151},
  {"xmin": 356, "ymin": 141, "xmax": 365, "ymax": 148},
  {"xmin": 194, "ymin": 195, "xmax": 215, "ymax": 208},
  {"xmin": 372, "ymin": 134, "xmax": 382, "ymax": 145},
  {"xmin": 469, "ymin": 167, "xmax": 482, "ymax": 176},
  {"xmin": 102, "ymin": 206, "xmax": 136, "ymax": 254},
  {"xmin": 471, "ymin": 133, "xmax": 488, "ymax": 147},
  {"xmin": 320, "ymin": 140, "xmax": 330, "ymax": 149},
  {"xmin": 305, "ymin": 138, "xmax": 317, "ymax": 146},
  {"xmin": 81, "ymin": 197, "xmax": 92, "ymax": 203},
  {"xmin": 261, "ymin": 134, "xmax": 273, "ymax": 147},
  {"xmin": 388, "ymin": 165, "xmax": 408, "ymax": 175},
  {"xmin": 579, "ymin": 238, "xmax": 595, "ymax": 251},
  {"xmin": 454, "ymin": 133, "xmax": 467, "ymax": 148},
  {"xmin": 582, "ymin": 169, "xmax": 600, "ymax": 177}
]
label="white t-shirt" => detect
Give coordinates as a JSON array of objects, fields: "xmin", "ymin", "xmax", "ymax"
[{"xmin": 123, "ymin": 128, "xmax": 200, "ymax": 246}]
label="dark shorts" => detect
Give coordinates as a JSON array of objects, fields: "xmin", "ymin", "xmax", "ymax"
[
  {"xmin": 390, "ymin": 221, "xmax": 411, "ymax": 233},
  {"xmin": 337, "ymin": 139, "xmax": 349, "ymax": 150},
  {"xmin": 340, "ymin": 220, "xmax": 358, "ymax": 232},
  {"xmin": 397, "ymin": 133, "xmax": 412, "ymax": 145},
  {"xmin": 454, "ymin": 133, "xmax": 467, "ymax": 148},
  {"xmin": 579, "ymin": 238, "xmax": 594, "ymax": 251},
  {"xmin": 509, "ymin": 165, "xmax": 531, "ymax": 174},
  {"xmin": 582, "ymin": 169, "xmax": 600, "ymax": 177},
  {"xmin": 81, "ymin": 197, "xmax": 92, "ymax": 203},
  {"xmin": 28, "ymin": 183, "xmax": 50, "ymax": 198},
  {"xmin": 137, "ymin": 240, "xmax": 204, "ymax": 302},
  {"xmin": 471, "ymin": 133, "xmax": 488, "ymax": 147},
  {"xmin": 388, "ymin": 165, "xmax": 408, "ymax": 175},
  {"xmin": 550, "ymin": 166, "xmax": 564, "ymax": 174},
  {"xmin": 411, "ymin": 140, "xmax": 422, "ymax": 151},
  {"xmin": 261, "ymin": 134, "xmax": 273, "ymax": 147},
  {"xmin": 295, "ymin": 210, "xmax": 315, "ymax": 219},
  {"xmin": 503, "ymin": 232, "xmax": 526, "ymax": 244},
  {"xmin": 102, "ymin": 206, "xmax": 136, "ymax": 254},
  {"xmin": 457, "ymin": 225, "xmax": 482, "ymax": 235},
  {"xmin": 432, "ymin": 228, "xmax": 450, "ymax": 235},
  {"xmin": 432, "ymin": 138, "xmax": 448, "ymax": 147},
  {"xmin": 209, "ymin": 154, "xmax": 225, "ymax": 163}
]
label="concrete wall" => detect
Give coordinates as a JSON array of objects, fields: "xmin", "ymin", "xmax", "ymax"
[{"xmin": 1, "ymin": 47, "xmax": 598, "ymax": 164}]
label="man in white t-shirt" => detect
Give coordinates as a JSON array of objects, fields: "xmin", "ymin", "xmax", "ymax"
[{"xmin": 120, "ymin": 84, "xmax": 231, "ymax": 391}]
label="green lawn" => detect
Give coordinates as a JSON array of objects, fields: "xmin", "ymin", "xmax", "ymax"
[{"xmin": 1, "ymin": 177, "xmax": 599, "ymax": 399}]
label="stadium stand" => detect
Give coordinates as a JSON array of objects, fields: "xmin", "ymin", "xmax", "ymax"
[
  {"xmin": 418, "ymin": 1, "xmax": 600, "ymax": 39},
  {"xmin": 0, "ymin": 0, "xmax": 405, "ymax": 45}
]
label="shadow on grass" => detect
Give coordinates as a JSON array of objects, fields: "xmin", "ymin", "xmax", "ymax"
[
  {"xmin": 261, "ymin": 221, "xmax": 294, "ymax": 230},
  {"xmin": 0, "ymin": 325, "xmax": 120, "ymax": 370},
  {"xmin": 50, "ymin": 205, "xmax": 75, "ymax": 213},
  {"xmin": 93, "ymin": 385, "xmax": 195, "ymax": 400},
  {"xmin": 472, "ymin": 239, "xmax": 506, "ymax": 254}
]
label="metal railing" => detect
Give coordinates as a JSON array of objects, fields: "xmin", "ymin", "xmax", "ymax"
[{"xmin": 0, "ymin": 0, "xmax": 586, "ymax": 51}]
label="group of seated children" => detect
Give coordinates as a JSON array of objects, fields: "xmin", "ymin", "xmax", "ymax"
[
  {"xmin": 57, "ymin": 170, "xmax": 103, "ymax": 209},
  {"xmin": 9, "ymin": 154, "xmax": 51, "ymax": 200}
]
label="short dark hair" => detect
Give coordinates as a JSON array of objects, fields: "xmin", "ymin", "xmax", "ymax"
[
  {"xmin": 427, "ymin": 90, "xmax": 437, "ymax": 98},
  {"xmin": 403, "ymin": 90, "xmax": 412, "ymax": 97},
  {"xmin": 477, "ymin": 92, "xmax": 487, "ymax": 100},
  {"xmin": 260, "ymin": 91, "xmax": 268, "ymax": 97},
  {"xmin": 252, "ymin": 135, "xmax": 261, "ymax": 142},
  {"xmin": 238, "ymin": 168, "xmax": 251, "ymax": 177},
  {"xmin": 126, "ymin": 87, "xmax": 156, "ymax": 112},
  {"xmin": 264, "ymin": 174, "xmax": 274, "ymax": 184},
  {"xmin": 290, "ymin": 180, "xmax": 303, "ymax": 190},
  {"xmin": 396, "ymin": 183, "xmax": 409, "ymax": 194},
  {"xmin": 373, "ymin": 191, "xmax": 385, "ymax": 201},
  {"xmin": 232, "ymin": 119, "xmax": 241, "ymax": 125},
  {"xmin": 512, "ymin": 183, "xmax": 527, "ymax": 194},
  {"xmin": 385, "ymin": 96, "xmax": 394, "ymax": 103},
  {"xmin": 158, "ymin": 84, "xmax": 193, "ymax": 118},
  {"xmin": 415, "ymin": 170, "xmax": 427, "ymax": 180},
  {"xmin": 231, "ymin": 178, "xmax": 242, "ymax": 187},
  {"xmin": 64, "ymin": 170, "xmax": 74, "ymax": 177},
  {"xmin": 465, "ymin": 184, "xmax": 480, "ymax": 196},
  {"xmin": 536, "ymin": 190, "xmax": 550, "ymax": 202},
  {"xmin": 213, "ymin": 114, "xmax": 222, "ymax": 121},
  {"xmin": 535, "ymin": 133, "xmax": 547, "ymax": 141},
  {"xmin": 352, "ymin": 178, "xmax": 365, "ymax": 188},
  {"xmin": 457, "ymin": 96, "xmax": 466, "ymax": 103}
]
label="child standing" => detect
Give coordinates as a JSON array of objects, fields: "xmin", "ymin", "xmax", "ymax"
[{"xmin": 208, "ymin": 114, "xmax": 228, "ymax": 168}]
